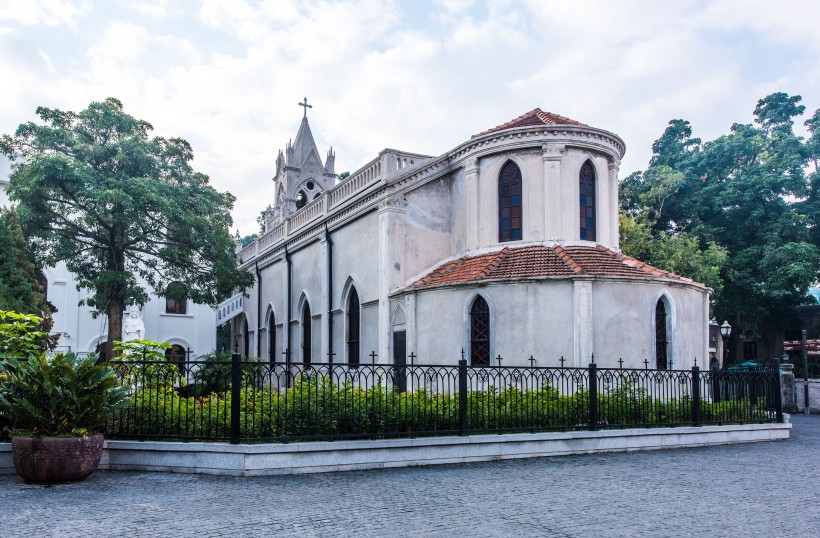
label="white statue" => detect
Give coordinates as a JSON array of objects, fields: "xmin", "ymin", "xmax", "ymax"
[{"xmin": 123, "ymin": 307, "xmax": 145, "ymax": 341}]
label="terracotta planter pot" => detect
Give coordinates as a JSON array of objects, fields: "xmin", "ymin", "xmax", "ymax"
[{"xmin": 12, "ymin": 434, "xmax": 104, "ymax": 483}]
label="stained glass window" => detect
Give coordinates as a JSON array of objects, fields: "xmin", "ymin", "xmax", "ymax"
[
  {"xmin": 498, "ymin": 161, "xmax": 523, "ymax": 242},
  {"xmin": 470, "ymin": 296, "xmax": 491, "ymax": 366},
  {"xmin": 580, "ymin": 161, "xmax": 596, "ymax": 241}
]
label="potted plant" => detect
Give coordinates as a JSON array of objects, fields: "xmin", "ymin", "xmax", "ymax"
[{"xmin": 0, "ymin": 310, "xmax": 128, "ymax": 483}]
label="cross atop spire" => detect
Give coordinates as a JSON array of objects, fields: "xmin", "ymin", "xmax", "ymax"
[{"xmin": 298, "ymin": 97, "xmax": 312, "ymax": 119}]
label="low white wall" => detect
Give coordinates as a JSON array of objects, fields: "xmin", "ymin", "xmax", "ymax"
[
  {"xmin": 0, "ymin": 423, "xmax": 791, "ymax": 477},
  {"xmin": 795, "ymin": 378, "xmax": 820, "ymax": 413}
]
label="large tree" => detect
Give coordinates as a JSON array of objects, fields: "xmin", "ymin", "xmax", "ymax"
[
  {"xmin": 621, "ymin": 92, "xmax": 820, "ymax": 360},
  {"xmin": 1, "ymin": 98, "xmax": 253, "ymax": 358}
]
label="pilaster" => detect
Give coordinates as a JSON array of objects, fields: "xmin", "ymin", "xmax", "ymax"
[
  {"xmin": 464, "ymin": 158, "xmax": 480, "ymax": 250},
  {"xmin": 378, "ymin": 195, "xmax": 408, "ymax": 364},
  {"xmin": 608, "ymin": 158, "xmax": 620, "ymax": 248},
  {"xmin": 542, "ymin": 144, "xmax": 564, "ymax": 240},
  {"xmin": 320, "ymin": 236, "xmax": 330, "ymax": 363},
  {"xmin": 573, "ymin": 279, "xmax": 593, "ymax": 366}
]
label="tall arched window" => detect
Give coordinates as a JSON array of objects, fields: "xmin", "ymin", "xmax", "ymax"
[
  {"xmin": 268, "ymin": 310, "xmax": 276, "ymax": 364},
  {"xmin": 347, "ymin": 287, "xmax": 360, "ymax": 367},
  {"xmin": 498, "ymin": 161, "xmax": 523, "ymax": 242},
  {"xmin": 301, "ymin": 301, "xmax": 311, "ymax": 364},
  {"xmin": 242, "ymin": 316, "xmax": 250, "ymax": 358},
  {"xmin": 470, "ymin": 296, "xmax": 491, "ymax": 366},
  {"xmin": 579, "ymin": 160, "xmax": 596, "ymax": 241},
  {"xmin": 655, "ymin": 298, "xmax": 669, "ymax": 370}
]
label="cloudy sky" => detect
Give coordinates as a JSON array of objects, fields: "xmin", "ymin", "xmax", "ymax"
[{"xmin": 2, "ymin": 0, "xmax": 819, "ymax": 235}]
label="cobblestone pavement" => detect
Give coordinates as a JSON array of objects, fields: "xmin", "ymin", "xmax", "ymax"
[{"xmin": 1, "ymin": 416, "xmax": 818, "ymax": 538}]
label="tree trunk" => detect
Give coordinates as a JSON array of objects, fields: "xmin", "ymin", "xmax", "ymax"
[{"xmin": 106, "ymin": 297, "xmax": 124, "ymax": 360}]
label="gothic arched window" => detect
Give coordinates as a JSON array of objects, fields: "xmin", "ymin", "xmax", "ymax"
[
  {"xmin": 580, "ymin": 160, "xmax": 596, "ymax": 241},
  {"xmin": 347, "ymin": 287, "xmax": 360, "ymax": 367},
  {"xmin": 301, "ymin": 301, "xmax": 312, "ymax": 364},
  {"xmin": 498, "ymin": 161, "xmax": 523, "ymax": 242},
  {"xmin": 655, "ymin": 298, "xmax": 669, "ymax": 370},
  {"xmin": 268, "ymin": 310, "xmax": 276, "ymax": 364},
  {"xmin": 470, "ymin": 296, "xmax": 491, "ymax": 366}
]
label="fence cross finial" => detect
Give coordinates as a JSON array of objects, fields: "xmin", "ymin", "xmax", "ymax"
[
  {"xmin": 644, "ymin": 358, "xmax": 650, "ymax": 370},
  {"xmin": 559, "ymin": 356, "xmax": 565, "ymax": 368},
  {"xmin": 529, "ymin": 355, "xmax": 536, "ymax": 369},
  {"xmin": 618, "ymin": 357, "xmax": 624, "ymax": 369},
  {"xmin": 370, "ymin": 350, "xmax": 377, "ymax": 365},
  {"xmin": 409, "ymin": 352, "xmax": 416, "ymax": 366},
  {"xmin": 496, "ymin": 354, "xmax": 503, "ymax": 367}
]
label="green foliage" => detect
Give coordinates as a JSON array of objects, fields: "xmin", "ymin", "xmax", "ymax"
[
  {"xmin": 621, "ymin": 92, "xmax": 820, "ymax": 333},
  {"xmin": 110, "ymin": 374, "xmax": 773, "ymax": 441},
  {"xmin": 0, "ymin": 97, "xmax": 254, "ymax": 350},
  {"xmin": 0, "ymin": 352, "xmax": 129, "ymax": 437},
  {"xmin": 0, "ymin": 309, "xmax": 51, "ymax": 359},
  {"xmin": 113, "ymin": 339, "xmax": 183, "ymax": 389},
  {"xmin": 0, "ymin": 208, "xmax": 44, "ymax": 315}
]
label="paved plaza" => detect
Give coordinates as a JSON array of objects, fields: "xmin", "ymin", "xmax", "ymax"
[{"xmin": 1, "ymin": 415, "xmax": 818, "ymax": 537}]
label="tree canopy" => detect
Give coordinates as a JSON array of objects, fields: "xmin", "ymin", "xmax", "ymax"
[
  {"xmin": 1, "ymin": 98, "xmax": 254, "ymax": 357},
  {"xmin": 621, "ymin": 92, "xmax": 820, "ymax": 355}
]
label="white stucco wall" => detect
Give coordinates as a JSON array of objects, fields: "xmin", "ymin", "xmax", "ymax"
[{"xmin": 44, "ymin": 261, "xmax": 216, "ymax": 356}]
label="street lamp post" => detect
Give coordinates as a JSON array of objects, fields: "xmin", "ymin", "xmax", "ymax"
[{"xmin": 720, "ymin": 320, "xmax": 732, "ymax": 368}]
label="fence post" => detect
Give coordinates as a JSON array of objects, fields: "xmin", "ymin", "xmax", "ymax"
[
  {"xmin": 589, "ymin": 362, "xmax": 598, "ymax": 431},
  {"xmin": 230, "ymin": 353, "xmax": 241, "ymax": 445},
  {"xmin": 772, "ymin": 357, "xmax": 784, "ymax": 423},
  {"xmin": 691, "ymin": 365, "xmax": 701, "ymax": 426},
  {"xmin": 458, "ymin": 358, "xmax": 468, "ymax": 436}
]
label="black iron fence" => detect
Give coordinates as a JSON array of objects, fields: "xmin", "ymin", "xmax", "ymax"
[{"xmin": 105, "ymin": 356, "xmax": 784, "ymax": 443}]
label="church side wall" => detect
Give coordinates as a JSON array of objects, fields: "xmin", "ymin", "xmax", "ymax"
[
  {"xmin": 410, "ymin": 281, "xmax": 575, "ymax": 365},
  {"xmin": 329, "ymin": 212, "xmax": 380, "ymax": 363},
  {"xmin": 591, "ymin": 281, "xmax": 708, "ymax": 370},
  {"xmin": 403, "ymin": 176, "xmax": 455, "ymax": 282}
]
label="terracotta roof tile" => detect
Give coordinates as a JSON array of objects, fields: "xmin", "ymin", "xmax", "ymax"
[
  {"xmin": 405, "ymin": 244, "xmax": 698, "ymax": 291},
  {"xmin": 473, "ymin": 108, "xmax": 587, "ymax": 138}
]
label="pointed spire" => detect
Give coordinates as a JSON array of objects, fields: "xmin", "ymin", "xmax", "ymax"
[
  {"xmin": 289, "ymin": 116, "xmax": 322, "ymax": 169},
  {"xmin": 325, "ymin": 146, "xmax": 335, "ymax": 175}
]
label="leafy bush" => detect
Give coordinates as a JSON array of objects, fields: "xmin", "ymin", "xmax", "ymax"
[
  {"xmin": 107, "ymin": 373, "xmax": 777, "ymax": 442},
  {"xmin": 0, "ymin": 309, "xmax": 50, "ymax": 359},
  {"xmin": 0, "ymin": 352, "xmax": 130, "ymax": 437}
]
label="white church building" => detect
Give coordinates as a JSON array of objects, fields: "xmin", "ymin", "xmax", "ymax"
[{"xmin": 225, "ymin": 105, "xmax": 710, "ymax": 370}]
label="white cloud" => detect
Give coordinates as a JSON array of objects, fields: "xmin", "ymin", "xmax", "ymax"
[
  {"xmin": 0, "ymin": 0, "xmax": 89, "ymax": 27},
  {"xmin": 133, "ymin": 0, "xmax": 167, "ymax": 18},
  {"xmin": 2, "ymin": 0, "xmax": 820, "ymax": 235}
]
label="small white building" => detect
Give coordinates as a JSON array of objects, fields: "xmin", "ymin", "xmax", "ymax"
[
  {"xmin": 228, "ymin": 107, "xmax": 710, "ymax": 369},
  {"xmin": 1, "ymin": 179, "xmax": 217, "ymax": 360}
]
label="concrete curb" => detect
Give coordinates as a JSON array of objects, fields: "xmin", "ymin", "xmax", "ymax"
[{"xmin": 0, "ymin": 423, "xmax": 791, "ymax": 477}]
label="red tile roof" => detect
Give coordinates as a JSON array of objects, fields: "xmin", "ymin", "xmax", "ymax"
[
  {"xmin": 473, "ymin": 108, "xmax": 587, "ymax": 138},
  {"xmin": 403, "ymin": 244, "xmax": 699, "ymax": 291}
]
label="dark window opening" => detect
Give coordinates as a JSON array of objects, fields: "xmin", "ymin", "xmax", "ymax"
[
  {"xmin": 302, "ymin": 302, "xmax": 311, "ymax": 364},
  {"xmin": 165, "ymin": 281, "xmax": 187, "ymax": 315},
  {"xmin": 268, "ymin": 312, "xmax": 276, "ymax": 364},
  {"xmin": 347, "ymin": 288, "xmax": 360, "ymax": 367},
  {"xmin": 165, "ymin": 344, "xmax": 187, "ymax": 374},
  {"xmin": 295, "ymin": 190, "xmax": 308, "ymax": 210},
  {"xmin": 743, "ymin": 341, "xmax": 758, "ymax": 361},
  {"xmin": 498, "ymin": 161, "xmax": 523, "ymax": 242},
  {"xmin": 470, "ymin": 296, "xmax": 491, "ymax": 366},
  {"xmin": 655, "ymin": 299, "xmax": 669, "ymax": 369}
]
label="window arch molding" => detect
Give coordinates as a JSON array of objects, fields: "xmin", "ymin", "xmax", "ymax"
[
  {"xmin": 462, "ymin": 291, "xmax": 496, "ymax": 366},
  {"xmin": 651, "ymin": 291, "xmax": 676, "ymax": 369}
]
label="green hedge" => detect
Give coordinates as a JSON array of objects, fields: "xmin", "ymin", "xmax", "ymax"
[{"xmin": 107, "ymin": 374, "xmax": 773, "ymax": 441}]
